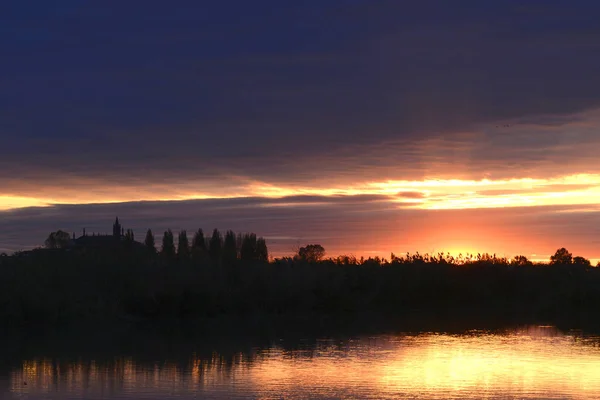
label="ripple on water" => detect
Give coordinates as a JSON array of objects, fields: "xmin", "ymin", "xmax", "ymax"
[{"xmin": 4, "ymin": 326, "xmax": 600, "ymax": 399}]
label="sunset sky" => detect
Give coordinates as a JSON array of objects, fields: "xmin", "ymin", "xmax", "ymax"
[{"xmin": 1, "ymin": 1, "xmax": 599, "ymax": 261}]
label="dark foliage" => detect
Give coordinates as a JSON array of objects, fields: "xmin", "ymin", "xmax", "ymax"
[
  {"xmin": 240, "ymin": 233, "xmax": 257, "ymax": 261},
  {"xmin": 144, "ymin": 229, "xmax": 155, "ymax": 252},
  {"xmin": 161, "ymin": 229, "xmax": 176, "ymax": 258},
  {"xmin": 256, "ymin": 237, "xmax": 268, "ymax": 262},
  {"xmin": 297, "ymin": 244, "xmax": 325, "ymax": 262},
  {"xmin": 1, "ymin": 239, "xmax": 599, "ymax": 327},
  {"xmin": 239, "ymin": 233, "xmax": 269, "ymax": 262},
  {"xmin": 550, "ymin": 248, "xmax": 572, "ymax": 265},
  {"xmin": 178, "ymin": 230, "xmax": 190, "ymax": 261},
  {"xmin": 125, "ymin": 229, "xmax": 135, "ymax": 241},
  {"xmin": 44, "ymin": 230, "xmax": 71, "ymax": 249},
  {"xmin": 209, "ymin": 229, "xmax": 222, "ymax": 264},
  {"xmin": 223, "ymin": 230, "xmax": 237, "ymax": 264},
  {"xmin": 191, "ymin": 228, "xmax": 207, "ymax": 261}
]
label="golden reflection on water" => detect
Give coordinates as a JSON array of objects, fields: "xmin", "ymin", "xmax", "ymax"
[{"xmin": 8, "ymin": 326, "xmax": 600, "ymax": 399}]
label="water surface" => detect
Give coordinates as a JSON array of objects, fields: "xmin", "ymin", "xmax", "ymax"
[{"xmin": 4, "ymin": 325, "xmax": 600, "ymax": 399}]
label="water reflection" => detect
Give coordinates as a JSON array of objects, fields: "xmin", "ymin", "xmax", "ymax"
[{"xmin": 6, "ymin": 325, "xmax": 600, "ymax": 399}]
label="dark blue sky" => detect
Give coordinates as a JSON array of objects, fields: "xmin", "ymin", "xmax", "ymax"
[
  {"xmin": 1, "ymin": 1, "xmax": 600, "ymax": 258},
  {"xmin": 2, "ymin": 1, "xmax": 600, "ymax": 177}
]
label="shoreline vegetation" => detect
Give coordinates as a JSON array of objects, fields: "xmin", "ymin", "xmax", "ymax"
[{"xmin": 1, "ymin": 225, "xmax": 600, "ymax": 330}]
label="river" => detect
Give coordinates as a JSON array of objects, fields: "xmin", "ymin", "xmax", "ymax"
[{"xmin": 3, "ymin": 325, "xmax": 600, "ymax": 399}]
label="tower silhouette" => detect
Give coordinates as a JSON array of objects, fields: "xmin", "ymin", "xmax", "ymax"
[{"xmin": 113, "ymin": 217, "xmax": 122, "ymax": 238}]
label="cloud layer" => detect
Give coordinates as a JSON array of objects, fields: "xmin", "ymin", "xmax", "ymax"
[
  {"xmin": 2, "ymin": 1, "xmax": 600, "ymax": 188},
  {"xmin": 1, "ymin": 1, "xmax": 599, "ymax": 259}
]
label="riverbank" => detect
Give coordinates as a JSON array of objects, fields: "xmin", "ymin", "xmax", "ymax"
[{"xmin": 2, "ymin": 250, "xmax": 600, "ymax": 330}]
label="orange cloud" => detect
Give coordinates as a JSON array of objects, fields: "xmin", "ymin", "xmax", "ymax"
[{"xmin": 1, "ymin": 173, "xmax": 599, "ymax": 213}]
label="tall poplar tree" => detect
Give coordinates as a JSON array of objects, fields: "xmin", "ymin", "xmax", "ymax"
[
  {"xmin": 161, "ymin": 229, "xmax": 176, "ymax": 258},
  {"xmin": 178, "ymin": 230, "xmax": 190, "ymax": 260},
  {"xmin": 144, "ymin": 229, "xmax": 156, "ymax": 252},
  {"xmin": 209, "ymin": 229, "xmax": 222, "ymax": 263},
  {"xmin": 223, "ymin": 230, "xmax": 238, "ymax": 264}
]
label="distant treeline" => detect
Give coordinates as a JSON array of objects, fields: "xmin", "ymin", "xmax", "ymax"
[
  {"xmin": 1, "ymin": 231, "xmax": 600, "ymax": 327},
  {"xmin": 41, "ymin": 227, "xmax": 269, "ymax": 263}
]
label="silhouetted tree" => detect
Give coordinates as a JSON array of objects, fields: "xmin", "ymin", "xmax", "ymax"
[
  {"xmin": 223, "ymin": 230, "xmax": 238, "ymax": 264},
  {"xmin": 161, "ymin": 229, "xmax": 176, "ymax": 258},
  {"xmin": 178, "ymin": 230, "xmax": 190, "ymax": 260},
  {"xmin": 144, "ymin": 229, "xmax": 155, "ymax": 252},
  {"xmin": 240, "ymin": 233, "xmax": 257, "ymax": 261},
  {"xmin": 510, "ymin": 255, "xmax": 532, "ymax": 266},
  {"xmin": 256, "ymin": 237, "xmax": 268, "ymax": 262},
  {"xmin": 209, "ymin": 229, "xmax": 222, "ymax": 263},
  {"xmin": 573, "ymin": 256, "xmax": 591, "ymax": 267},
  {"xmin": 125, "ymin": 229, "xmax": 134, "ymax": 241},
  {"xmin": 550, "ymin": 248, "xmax": 572, "ymax": 265},
  {"xmin": 236, "ymin": 232, "xmax": 243, "ymax": 254},
  {"xmin": 45, "ymin": 230, "xmax": 71, "ymax": 249},
  {"xmin": 297, "ymin": 244, "xmax": 325, "ymax": 262},
  {"xmin": 191, "ymin": 228, "xmax": 207, "ymax": 261},
  {"xmin": 192, "ymin": 228, "xmax": 206, "ymax": 250}
]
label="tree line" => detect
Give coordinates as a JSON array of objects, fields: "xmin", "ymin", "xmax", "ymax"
[
  {"xmin": 39, "ymin": 229, "xmax": 600, "ymax": 268},
  {"xmin": 3, "ymin": 230, "xmax": 600, "ymax": 327},
  {"xmin": 144, "ymin": 228, "xmax": 269, "ymax": 263},
  {"xmin": 43, "ymin": 227, "xmax": 269, "ymax": 264}
]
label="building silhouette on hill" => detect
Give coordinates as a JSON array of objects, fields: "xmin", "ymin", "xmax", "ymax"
[{"xmin": 72, "ymin": 217, "xmax": 143, "ymax": 250}]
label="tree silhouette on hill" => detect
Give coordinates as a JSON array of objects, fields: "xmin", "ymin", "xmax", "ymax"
[
  {"xmin": 178, "ymin": 230, "xmax": 190, "ymax": 260},
  {"xmin": 144, "ymin": 229, "xmax": 155, "ymax": 252},
  {"xmin": 191, "ymin": 228, "xmax": 206, "ymax": 260},
  {"xmin": 45, "ymin": 230, "xmax": 71, "ymax": 249},
  {"xmin": 209, "ymin": 229, "xmax": 222, "ymax": 263},
  {"xmin": 223, "ymin": 230, "xmax": 237, "ymax": 264},
  {"xmin": 256, "ymin": 237, "xmax": 268, "ymax": 262},
  {"xmin": 240, "ymin": 233, "xmax": 257, "ymax": 261},
  {"xmin": 161, "ymin": 229, "xmax": 175, "ymax": 258},
  {"xmin": 125, "ymin": 229, "xmax": 134, "ymax": 241}
]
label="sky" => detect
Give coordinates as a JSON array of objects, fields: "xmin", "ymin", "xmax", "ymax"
[{"xmin": 1, "ymin": 0, "xmax": 600, "ymax": 261}]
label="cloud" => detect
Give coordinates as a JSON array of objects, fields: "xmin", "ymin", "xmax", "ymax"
[
  {"xmin": 476, "ymin": 184, "xmax": 598, "ymax": 197},
  {"xmin": 1, "ymin": 1, "xmax": 600, "ymax": 260},
  {"xmin": 1, "ymin": 1, "xmax": 600, "ymax": 191}
]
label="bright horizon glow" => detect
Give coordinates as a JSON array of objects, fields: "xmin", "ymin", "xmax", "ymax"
[
  {"xmin": 1, "ymin": 173, "xmax": 599, "ymax": 212},
  {"xmin": 0, "ymin": 196, "xmax": 51, "ymax": 210},
  {"xmin": 2, "ymin": 173, "xmax": 599, "ymax": 263}
]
